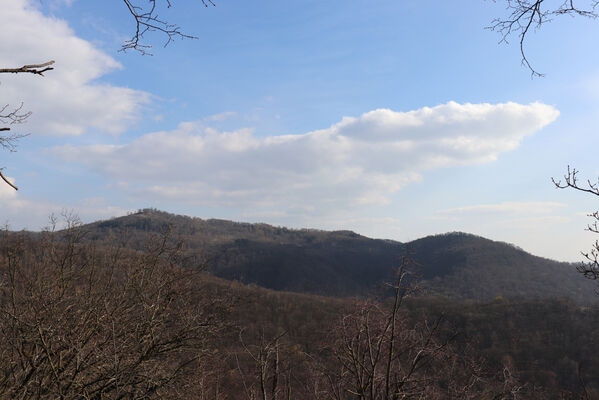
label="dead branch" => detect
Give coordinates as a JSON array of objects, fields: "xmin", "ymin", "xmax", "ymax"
[{"xmin": 0, "ymin": 61, "xmax": 55, "ymax": 76}]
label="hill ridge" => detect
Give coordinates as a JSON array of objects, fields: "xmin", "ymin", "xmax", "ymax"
[{"xmin": 77, "ymin": 209, "xmax": 597, "ymax": 303}]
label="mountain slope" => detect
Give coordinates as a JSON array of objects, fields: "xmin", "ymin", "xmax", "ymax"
[
  {"xmin": 82, "ymin": 209, "xmax": 597, "ymax": 302},
  {"xmin": 407, "ymin": 232, "xmax": 593, "ymax": 302}
]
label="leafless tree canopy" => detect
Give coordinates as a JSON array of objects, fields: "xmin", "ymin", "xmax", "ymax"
[
  {"xmin": 0, "ymin": 216, "xmax": 223, "ymax": 399},
  {"xmin": 489, "ymin": 0, "xmax": 599, "ymax": 76},
  {"xmin": 304, "ymin": 259, "xmax": 537, "ymax": 400},
  {"xmin": 121, "ymin": 0, "xmax": 215, "ymax": 54}
]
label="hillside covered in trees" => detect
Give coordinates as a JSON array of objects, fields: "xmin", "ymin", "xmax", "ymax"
[
  {"xmin": 84, "ymin": 209, "xmax": 597, "ymax": 303},
  {"xmin": 1, "ymin": 209, "xmax": 598, "ymax": 398}
]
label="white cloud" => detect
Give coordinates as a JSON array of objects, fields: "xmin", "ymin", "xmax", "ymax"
[
  {"xmin": 436, "ymin": 201, "xmax": 567, "ymax": 216},
  {"xmin": 0, "ymin": 0, "xmax": 149, "ymax": 136},
  {"xmin": 50, "ymin": 101, "xmax": 559, "ymax": 213}
]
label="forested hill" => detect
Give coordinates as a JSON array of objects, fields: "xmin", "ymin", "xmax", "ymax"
[{"xmin": 83, "ymin": 209, "xmax": 597, "ymax": 303}]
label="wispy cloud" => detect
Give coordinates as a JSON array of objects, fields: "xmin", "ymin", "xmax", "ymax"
[
  {"xmin": 205, "ymin": 111, "xmax": 237, "ymax": 122},
  {"xmin": 436, "ymin": 201, "xmax": 567, "ymax": 216}
]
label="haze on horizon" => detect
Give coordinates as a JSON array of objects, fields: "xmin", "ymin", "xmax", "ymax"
[{"xmin": 2, "ymin": 0, "xmax": 599, "ymax": 262}]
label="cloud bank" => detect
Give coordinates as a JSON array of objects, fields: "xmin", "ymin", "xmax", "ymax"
[
  {"xmin": 0, "ymin": 0, "xmax": 149, "ymax": 136},
  {"xmin": 51, "ymin": 101, "xmax": 559, "ymax": 213}
]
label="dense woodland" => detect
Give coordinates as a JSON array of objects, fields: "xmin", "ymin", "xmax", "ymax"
[{"xmin": 1, "ymin": 209, "xmax": 598, "ymax": 398}]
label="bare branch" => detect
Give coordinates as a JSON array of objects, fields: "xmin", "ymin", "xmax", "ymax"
[
  {"xmin": 0, "ymin": 61, "xmax": 55, "ymax": 76},
  {"xmin": 0, "ymin": 103, "xmax": 31, "ymax": 155},
  {"xmin": 0, "ymin": 103, "xmax": 31, "ymax": 126},
  {"xmin": 121, "ymin": 0, "xmax": 215, "ymax": 55},
  {"xmin": 554, "ymin": 166, "xmax": 599, "ymax": 283},
  {"xmin": 488, "ymin": 0, "xmax": 599, "ymax": 77},
  {"xmin": 0, "ymin": 61, "xmax": 53, "ymax": 190},
  {"xmin": 552, "ymin": 165, "xmax": 599, "ymax": 196},
  {"xmin": 0, "ymin": 170, "xmax": 17, "ymax": 191}
]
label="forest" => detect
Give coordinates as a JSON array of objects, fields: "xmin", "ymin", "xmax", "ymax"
[
  {"xmin": 1, "ymin": 209, "xmax": 597, "ymax": 399},
  {"xmin": 3, "ymin": 1, "xmax": 599, "ymax": 398}
]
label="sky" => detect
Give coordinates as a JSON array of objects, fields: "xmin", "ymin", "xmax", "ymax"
[{"xmin": 2, "ymin": 0, "xmax": 599, "ymax": 261}]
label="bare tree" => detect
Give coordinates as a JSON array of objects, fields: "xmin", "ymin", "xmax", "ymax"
[
  {"xmin": 317, "ymin": 261, "xmax": 463, "ymax": 399},
  {"xmin": 312, "ymin": 258, "xmax": 533, "ymax": 400},
  {"xmin": 489, "ymin": 0, "xmax": 599, "ymax": 77},
  {"xmin": 236, "ymin": 330, "xmax": 294, "ymax": 400},
  {"xmin": 0, "ymin": 214, "xmax": 223, "ymax": 398}
]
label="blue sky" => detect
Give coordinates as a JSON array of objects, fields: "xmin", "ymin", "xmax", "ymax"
[{"xmin": 2, "ymin": 0, "xmax": 599, "ymax": 261}]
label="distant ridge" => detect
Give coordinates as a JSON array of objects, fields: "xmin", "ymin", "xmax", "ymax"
[{"xmin": 81, "ymin": 209, "xmax": 597, "ymax": 303}]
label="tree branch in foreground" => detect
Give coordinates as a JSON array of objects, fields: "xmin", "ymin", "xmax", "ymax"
[
  {"xmin": 121, "ymin": 0, "xmax": 215, "ymax": 54},
  {"xmin": 0, "ymin": 61, "xmax": 53, "ymax": 190},
  {"xmin": 0, "ymin": 170, "xmax": 17, "ymax": 191},
  {"xmin": 0, "ymin": 60, "xmax": 55, "ymax": 76},
  {"xmin": 553, "ymin": 165, "xmax": 599, "ymax": 281},
  {"xmin": 488, "ymin": 0, "xmax": 599, "ymax": 77}
]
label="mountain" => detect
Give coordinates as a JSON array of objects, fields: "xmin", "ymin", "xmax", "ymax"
[
  {"xmin": 407, "ymin": 232, "xmax": 594, "ymax": 302},
  {"xmin": 4, "ymin": 209, "xmax": 599, "ymax": 397},
  {"xmin": 82, "ymin": 209, "xmax": 597, "ymax": 303}
]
